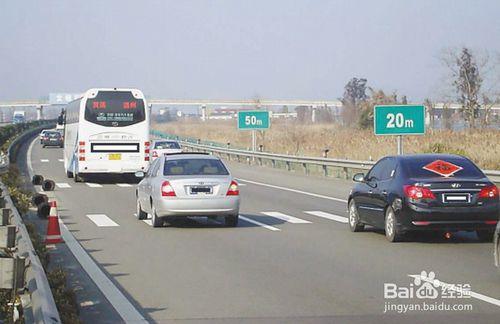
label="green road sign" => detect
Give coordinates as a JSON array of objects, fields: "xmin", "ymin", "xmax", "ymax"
[
  {"xmin": 238, "ymin": 110, "xmax": 270, "ymax": 130},
  {"xmin": 374, "ymin": 105, "xmax": 425, "ymax": 135}
]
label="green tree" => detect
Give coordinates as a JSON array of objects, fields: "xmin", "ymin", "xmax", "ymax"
[{"xmin": 358, "ymin": 89, "xmax": 400, "ymax": 129}]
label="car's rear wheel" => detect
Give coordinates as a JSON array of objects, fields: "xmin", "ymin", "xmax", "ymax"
[
  {"xmin": 136, "ymin": 199, "xmax": 147, "ymax": 220},
  {"xmin": 476, "ymin": 230, "xmax": 494, "ymax": 242},
  {"xmin": 225, "ymin": 215, "xmax": 239, "ymax": 227},
  {"xmin": 348, "ymin": 200, "xmax": 364, "ymax": 232},
  {"xmin": 494, "ymin": 234, "xmax": 500, "ymax": 267},
  {"xmin": 385, "ymin": 207, "xmax": 403, "ymax": 242},
  {"xmin": 151, "ymin": 206, "xmax": 163, "ymax": 228}
]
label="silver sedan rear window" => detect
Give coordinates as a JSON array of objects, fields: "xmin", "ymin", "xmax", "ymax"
[{"xmin": 163, "ymin": 159, "xmax": 229, "ymax": 176}]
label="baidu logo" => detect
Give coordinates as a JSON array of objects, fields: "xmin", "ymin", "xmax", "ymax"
[{"xmin": 383, "ymin": 270, "xmax": 473, "ymax": 314}]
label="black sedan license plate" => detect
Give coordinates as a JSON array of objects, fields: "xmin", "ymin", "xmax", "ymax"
[
  {"xmin": 443, "ymin": 193, "xmax": 470, "ymax": 203},
  {"xmin": 190, "ymin": 186, "xmax": 212, "ymax": 194}
]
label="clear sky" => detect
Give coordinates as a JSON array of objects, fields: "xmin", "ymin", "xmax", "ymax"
[{"xmin": 1, "ymin": 0, "xmax": 499, "ymax": 101}]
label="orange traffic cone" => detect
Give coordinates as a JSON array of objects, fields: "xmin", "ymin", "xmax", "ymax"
[{"xmin": 45, "ymin": 201, "xmax": 63, "ymax": 244}]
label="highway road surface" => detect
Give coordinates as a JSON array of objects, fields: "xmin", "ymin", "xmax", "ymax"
[{"xmin": 19, "ymin": 136, "xmax": 500, "ymax": 323}]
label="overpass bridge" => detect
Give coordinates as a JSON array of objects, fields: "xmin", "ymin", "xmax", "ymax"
[{"xmin": 1, "ymin": 98, "xmax": 499, "ymax": 109}]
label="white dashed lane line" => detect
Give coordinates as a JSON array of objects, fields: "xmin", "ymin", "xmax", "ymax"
[
  {"xmin": 58, "ymin": 159, "xmax": 64, "ymax": 162},
  {"xmin": 304, "ymin": 211, "xmax": 348, "ymax": 223},
  {"xmin": 261, "ymin": 211, "xmax": 311, "ymax": 224},
  {"xmin": 116, "ymin": 183, "xmax": 133, "ymax": 187},
  {"xmin": 56, "ymin": 183, "xmax": 72, "ymax": 189},
  {"xmin": 86, "ymin": 214, "xmax": 120, "ymax": 227},
  {"xmin": 40, "ymin": 159, "xmax": 49, "ymax": 162},
  {"xmin": 239, "ymin": 215, "xmax": 281, "ymax": 231},
  {"xmin": 86, "ymin": 183, "xmax": 103, "ymax": 188}
]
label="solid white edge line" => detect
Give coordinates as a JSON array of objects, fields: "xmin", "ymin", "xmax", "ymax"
[
  {"xmin": 409, "ymin": 274, "xmax": 500, "ymax": 308},
  {"xmin": 237, "ymin": 178, "xmax": 348, "ymax": 203},
  {"xmin": 27, "ymin": 138, "xmax": 36, "ymax": 177},
  {"xmin": 59, "ymin": 222, "xmax": 145, "ymax": 321},
  {"xmin": 27, "ymin": 137, "xmax": 146, "ymax": 322},
  {"xmin": 239, "ymin": 215, "xmax": 281, "ymax": 231}
]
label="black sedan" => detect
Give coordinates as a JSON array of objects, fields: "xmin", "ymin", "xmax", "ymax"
[
  {"xmin": 347, "ymin": 154, "xmax": 499, "ymax": 242},
  {"xmin": 41, "ymin": 131, "xmax": 63, "ymax": 148}
]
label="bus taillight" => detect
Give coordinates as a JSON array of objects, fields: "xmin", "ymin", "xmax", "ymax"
[
  {"xmin": 144, "ymin": 141, "xmax": 150, "ymax": 161},
  {"xmin": 79, "ymin": 141, "xmax": 86, "ymax": 161}
]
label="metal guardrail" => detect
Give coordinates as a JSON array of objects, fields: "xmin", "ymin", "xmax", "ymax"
[
  {"xmin": 1, "ymin": 122, "xmax": 56, "ymax": 173},
  {"xmin": 1, "ymin": 185, "xmax": 61, "ymax": 323},
  {"xmin": 151, "ymin": 130, "xmax": 500, "ymax": 183}
]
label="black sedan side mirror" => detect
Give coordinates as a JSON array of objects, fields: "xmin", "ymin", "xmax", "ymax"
[{"xmin": 353, "ymin": 173, "xmax": 365, "ymax": 183}]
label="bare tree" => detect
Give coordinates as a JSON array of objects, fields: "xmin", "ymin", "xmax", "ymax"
[
  {"xmin": 424, "ymin": 98, "xmax": 435, "ymax": 129},
  {"xmin": 440, "ymin": 47, "xmax": 499, "ymax": 128}
]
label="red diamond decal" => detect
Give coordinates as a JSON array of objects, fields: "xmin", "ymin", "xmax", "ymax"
[{"xmin": 422, "ymin": 160, "xmax": 463, "ymax": 177}]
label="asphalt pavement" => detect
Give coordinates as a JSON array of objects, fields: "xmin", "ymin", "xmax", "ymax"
[{"xmin": 20, "ymin": 136, "xmax": 500, "ymax": 323}]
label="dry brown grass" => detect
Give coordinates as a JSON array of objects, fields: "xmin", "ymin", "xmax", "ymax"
[{"xmin": 152, "ymin": 120, "xmax": 500, "ymax": 170}]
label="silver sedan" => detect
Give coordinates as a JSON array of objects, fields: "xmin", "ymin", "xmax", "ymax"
[{"xmin": 135, "ymin": 153, "xmax": 240, "ymax": 227}]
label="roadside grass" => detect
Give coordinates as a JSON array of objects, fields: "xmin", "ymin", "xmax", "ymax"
[{"xmin": 152, "ymin": 120, "xmax": 500, "ymax": 170}]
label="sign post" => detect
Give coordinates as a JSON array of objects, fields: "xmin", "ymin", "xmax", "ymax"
[
  {"xmin": 374, "ymin": 105, "xmax": 425, "ymax": 155},
  {"xmin": 237, "ymin": 111, "xmax": 270, "ymax": 157}
]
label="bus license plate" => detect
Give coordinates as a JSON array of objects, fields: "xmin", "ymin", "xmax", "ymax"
[{"xmin": 109, "ymin": 153, "xmax": 121, "ymax": 160}]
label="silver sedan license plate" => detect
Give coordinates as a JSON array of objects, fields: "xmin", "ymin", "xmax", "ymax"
[{"xmin": 190, "ymin": 186, "xmax": 212, "ymax": 194}]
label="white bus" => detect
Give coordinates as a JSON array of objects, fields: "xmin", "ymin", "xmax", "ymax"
[{"xmin": 63, "ymin": 88, "xmax": 150, "ymax": 182}]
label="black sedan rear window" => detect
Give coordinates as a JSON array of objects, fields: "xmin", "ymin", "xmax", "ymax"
[
  {"xmin": 402, "ymin": 157, "xmax": 485, "ymax": 179},
  {"xmin": 163, "ymin": 159, "xmax": 229, "ymax": 176}
]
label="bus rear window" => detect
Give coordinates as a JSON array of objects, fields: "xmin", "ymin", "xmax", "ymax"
[{"xmin": 84, "ymin": 91, "xmax": 145, "ymax": 127}]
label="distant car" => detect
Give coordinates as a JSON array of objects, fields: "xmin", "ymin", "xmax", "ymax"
[
  {"xmin": 150, "ymin": 140, "xmax": 182, "ymax": 160},
  {"xmin": 348, "ymin": 154, "xmax": 499, "ymax": 242},
  {"xmin": 136, "ymin": 153, "xmax": 240, "ymax": 228},
  {"xmin": 41, "ymin": 131, "xmax": 63, "ymax": 148},
  {"xmin": 39, "ymin": 130, "xmax": 50, "ymax": 143}
]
